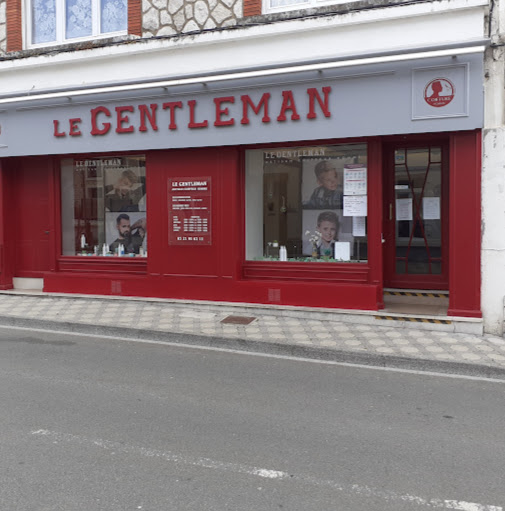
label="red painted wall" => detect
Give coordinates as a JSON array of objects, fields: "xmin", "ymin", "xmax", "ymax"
[
  {"xmin": 8, "ymin": 157, "xmax": 54, "ymax": 278},
  {"xmin": 448, "ymin": 131, "xmax": 481, "ymax": 317},
  {"xmin": 148, "ymin": 146, "xmax": 242, "ymax": 286}
]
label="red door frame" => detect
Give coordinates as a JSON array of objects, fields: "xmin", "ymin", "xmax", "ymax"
[
  {"xmin": 381, "ymin": 131, "xmax": 481, "ymax": 318},
  {"xmin": 382, "ymin": 138, "xmax": 450, "ymax": 290}
]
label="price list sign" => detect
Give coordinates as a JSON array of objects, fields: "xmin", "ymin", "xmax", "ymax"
[{"xmin": 169, "ymin": 177, "xmax": 212, "ymax": 245}]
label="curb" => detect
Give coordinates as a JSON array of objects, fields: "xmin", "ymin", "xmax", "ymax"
[{"xmin": 1, "ymin": 314, "xmax": 504, "ymax": 380}]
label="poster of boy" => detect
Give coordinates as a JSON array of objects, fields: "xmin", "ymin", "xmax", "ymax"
[{"xmin": 302, "ymin": 158, "xmax": 343, "ymax": 210}]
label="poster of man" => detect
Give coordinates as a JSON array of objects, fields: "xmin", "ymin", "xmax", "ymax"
[
  {"xmin": 104, "ymin": 161, "xmax": 146, "ymax": 212},
  {"xmin": 106, "ymin": 212, "xmax": 147, "ymax": 255}
]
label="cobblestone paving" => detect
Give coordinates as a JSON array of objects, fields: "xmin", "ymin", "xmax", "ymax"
[{"xmin": 1, "ymin": 294, "xmax": 505, "ymax": 369}]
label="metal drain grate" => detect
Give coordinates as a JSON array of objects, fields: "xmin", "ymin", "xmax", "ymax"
[{"xmin": 220, "ymin": 315, "xmax": 257, "ymax": 325}]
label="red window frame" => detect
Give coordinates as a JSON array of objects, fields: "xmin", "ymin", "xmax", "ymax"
[
  {"xmin": 239, "ymin": 136, "xmax": 383, "ymax": 285},
  {"xmin": 54, "ymin": 151, "xmax": 148, "ymax": 275}
]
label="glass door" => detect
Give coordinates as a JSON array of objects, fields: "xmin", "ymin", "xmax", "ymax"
[{"xmin": 383, "ymin": 144, "xmax": 448, "ymax": 289}]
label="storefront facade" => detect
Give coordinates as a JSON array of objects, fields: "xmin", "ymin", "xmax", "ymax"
[{"xmin": 0, "ymin": 0, "xmax": 488, "ymax": 324}]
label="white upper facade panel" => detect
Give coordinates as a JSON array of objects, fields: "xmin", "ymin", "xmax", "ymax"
[{"xmin": 0, "ymin": 0, "xmax": 488, "ymax": 96}]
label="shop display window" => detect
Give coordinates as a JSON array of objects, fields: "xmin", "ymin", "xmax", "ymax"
[
  {"xmin": 61, "ymin": 155, "xmax": 147, "ymax": 257},
  {"xmin": 245, "ymin": 144, "xmax": 368, "ymax": 262}
]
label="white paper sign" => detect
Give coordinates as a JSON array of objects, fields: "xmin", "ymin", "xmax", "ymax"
[
  {"xmin": 334, "ymin": 242, "xmax": 351, "ymax": 261},
  {"xmin": 396, "ymin": 198, "xmax": 413, "ymax": 221},
  {"xmin": 344, "ymin": 165, "xmax": 367, "ymax": 196},
  {"xmin": 352, "ymin": 216, "xmax": 366, "ymax": 237},
  {"xmin": 423, "ymin": 197, "xmax": 440, "ymax": 220},
  {"xmin": 344, "ymin": 195, "xmax": 367, "ymax": 217}
]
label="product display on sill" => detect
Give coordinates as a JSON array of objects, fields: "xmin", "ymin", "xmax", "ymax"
[
  {"xmin": 61, "ymin": 155, "xmax": 147, "ymax": 257},
  {"xmin": 76, "ymin": 241, "xmax": 147, "ymax": 257},
  {"xmin": 253, "ymin": 256, "xmax": 365, "ymax": 263},
  {"xmin": 246, "ymin": 143, "xmax": 368, "ymax": 262}
]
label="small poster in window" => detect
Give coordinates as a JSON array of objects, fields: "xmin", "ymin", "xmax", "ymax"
[
  {"xmin": 396, "ymin": 198, "xmax": 413, "ymax": 221},
  {"xmin": 343, "ymin": 164, "xmax": 367, "ymax": 196},
  {"xmin": 423, "ymin": 197, "xmax": 440, "ymax": 220},
  {"xmin": 334, "ymin": 242, "xmax": 351, "ymax": 261},
  {"xmin": 352, "ymin": 216, "xmax": 366, "ymax": 237},
  {"xmin": 343, "ymin": 195, "xmax": 367, "ymax": 217}
]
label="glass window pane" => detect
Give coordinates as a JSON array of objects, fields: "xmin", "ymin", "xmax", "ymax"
[
  {"xmin": 101, "ymin": 0, "xmax": 127, "ymax": 33},
  {"xmin": 394, "ymin": 147, "xmax": 442, "ymax": 276},
  {"xmin": 245, "ymin": 144, "xmax": 367, "ymax": 263},
  {"xmin": 61, "ymin": 156, "xmax": 147, "ymax": 257},
  {"xmin": 430, "ymin": 146, "xmax": 441, "ymax": 163},
  {"xmin": 32, "ymin": 0, "xmax": 57, "ymax": 44},
  {"xmin": 66, "ymin": 0, "xmax": 92, "ymax": 39}
]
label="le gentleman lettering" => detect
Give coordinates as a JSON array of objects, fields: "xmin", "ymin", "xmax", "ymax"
[{"xmin": 52, "ymin": 87, "xmax": 332, "ymax": 138}]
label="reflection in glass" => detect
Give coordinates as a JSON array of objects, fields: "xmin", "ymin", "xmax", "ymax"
[{"xmin": 430, "ymin": 147, "xmax": 441, "ymax": 163}]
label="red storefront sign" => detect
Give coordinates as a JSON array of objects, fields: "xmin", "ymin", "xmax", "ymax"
[
  {"xmin": 168, "ymin": 177, "xmax": 212, "ymax": 245},
  {"xmin": 51, "ymin": 87, "xmax": 332, "ymax": 138}
]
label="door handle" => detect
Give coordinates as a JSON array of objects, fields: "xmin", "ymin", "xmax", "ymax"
[
  {"xmin": 389, "ymin": 203, "xmax": 393, "ymax": 221},
  {"xmin": 381, "ymin": 234, "xmax": 386, "ymax": 244}
]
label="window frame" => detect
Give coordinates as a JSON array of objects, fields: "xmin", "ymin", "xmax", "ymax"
[
  {"xmin": 59, "ymin": 152, "xmax": 148, "ymax": 260},
  {"xmin": 239, "ymin": 135, "xmax": 385, "ymax": 285},
  {"xmin": 25, "ymin": 0, "xmax": 128, "ymax": 48},
  {"xmin": 244, "ymin": 141, "xmax": 369, "ymax": 265}
]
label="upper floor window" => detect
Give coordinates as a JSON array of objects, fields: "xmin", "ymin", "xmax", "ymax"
[
  {"xmin": 28, "ymin": 0, "xmax": 127, "ymax": 47},
  {"xmin": 264, "ymin": 0, "xmax": 345, "ymax": 14}
]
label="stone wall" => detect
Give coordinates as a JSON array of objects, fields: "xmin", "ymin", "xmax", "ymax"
[
  {"xmin": 142, "ymin": 0, "xmax": 242, "ymax": 36},
  {"xmin": 0, "ymin": 0, "xmax": 6, "ymax": 54}
]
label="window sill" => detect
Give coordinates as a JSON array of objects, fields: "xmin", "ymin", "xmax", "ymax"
[
  {"xmin": 239, "ymin": 0, "xmax": 400, "ymax": 25},
  {"xmin": 57, "ymin": 256, "xmax": 147, "ymax": 274},
  {"xmin": 251, "ymin": 256, "xmax": 366, "ymax": 263},
  {"xmin": 243, "ymin": 260, "xmax": 369, "ymax": 282},
  {"xmin": 5, "ymin": 34, "xmax": 139, "ymax": 60}
]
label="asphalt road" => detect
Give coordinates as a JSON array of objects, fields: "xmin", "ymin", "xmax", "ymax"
[{"xmin": 0, "ymin": 326, "xmax": 503, "ymax": 511}]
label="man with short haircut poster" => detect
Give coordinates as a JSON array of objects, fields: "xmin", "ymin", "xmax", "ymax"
[{"xmin": 109, "ymin": 213, "xmax": 145, "ymax": 254}]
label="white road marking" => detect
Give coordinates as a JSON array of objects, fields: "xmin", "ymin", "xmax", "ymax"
[
  {"xmin": 31, "ymin": 429, "xmax": 502, "ymax": 511},
  {"xmin": 1, "ymin": 324, "xmax": 505, "ymax": 384}
]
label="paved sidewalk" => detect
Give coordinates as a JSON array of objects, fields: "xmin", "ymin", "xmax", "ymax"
[{"xmin": 1, "ymin": 292, "xmax": 505, "ymax": 378}]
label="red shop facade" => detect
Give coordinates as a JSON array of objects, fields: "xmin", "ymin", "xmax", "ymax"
[{"xmin": 0, "ymin": 54, "xmax": 483, "ymax": 317}]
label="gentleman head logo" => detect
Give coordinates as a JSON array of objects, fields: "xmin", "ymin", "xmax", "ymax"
[{"xmin": 424, "ymin": 78, "xmax": 455, "ymax": 108}]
